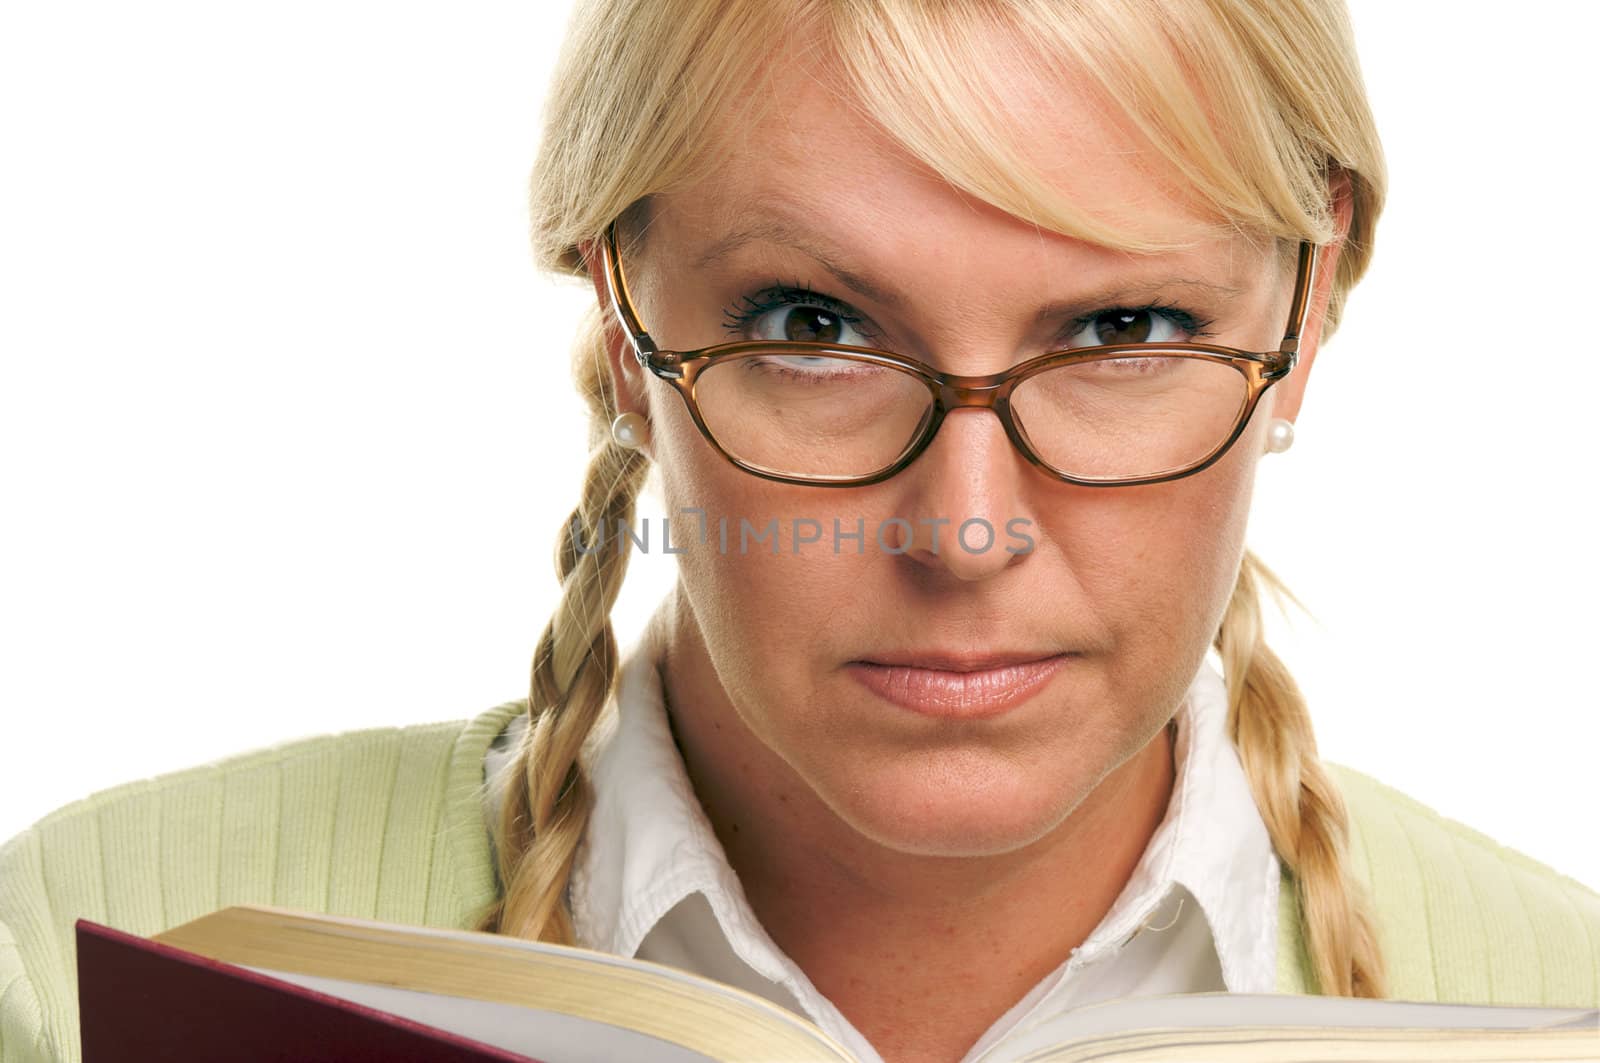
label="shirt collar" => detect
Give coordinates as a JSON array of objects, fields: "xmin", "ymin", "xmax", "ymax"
[
  {"xmin": 485, "ymin": 600, "xmax": 1280, "ymax": 996},
  {"xmin": 1060, "ymin": 655, "xmax": 1281, "ymax": 991},
  {"xmin": 484, "ymin": 604, "xmax": 809, "ymax": 986}
]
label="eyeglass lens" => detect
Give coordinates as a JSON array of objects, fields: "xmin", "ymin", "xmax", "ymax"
[{"xmin": 692, "ymin": 350, "xmax": 1250, "ymax": 482}]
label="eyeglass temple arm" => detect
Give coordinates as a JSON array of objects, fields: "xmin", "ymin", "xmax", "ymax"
[
  {"xmin": 599, "ymin": 222, "xmax": 661, "ymax": 367},
  {"xmin": 1278, "ymin": 241, "xmax": 1319, "ymax": 358}
]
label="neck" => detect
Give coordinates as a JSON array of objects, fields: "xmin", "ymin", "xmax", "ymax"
[{"xmin": 658, "ymin": 593, "xmax": 1178, "ymax": 1053}]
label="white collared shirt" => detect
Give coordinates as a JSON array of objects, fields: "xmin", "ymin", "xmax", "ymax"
[{"xmin": 484, "ymin": 610, "xmax": 1282, "ymax": 1063}]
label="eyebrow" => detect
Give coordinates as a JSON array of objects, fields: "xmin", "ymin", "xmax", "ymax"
[
  {"xmin": 691, "ymin": 214, "xmax": 1248, "ymax": 325},
  {"xmin": 693, "ymin": 217, "xmax": 906, "ymax": 309}
]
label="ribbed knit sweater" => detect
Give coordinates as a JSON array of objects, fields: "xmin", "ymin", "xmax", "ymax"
[{"xmin": 2, "ymin": 699, "xmax": 1597, "ymax": 1062}]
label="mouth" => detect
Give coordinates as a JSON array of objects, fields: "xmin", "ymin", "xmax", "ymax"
[{"xmin": 845, "ymin": 651, "xmax": 1073, "ymax": 719}]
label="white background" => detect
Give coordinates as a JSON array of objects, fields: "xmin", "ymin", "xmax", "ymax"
[{"xmin": 2, "ymin": 2, "xmax": 1596, "ymax": 890}]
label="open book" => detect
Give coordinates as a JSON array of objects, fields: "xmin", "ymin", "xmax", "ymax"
[{"xmin": 77, "ymin": 905, "xmax": 1599, "ymax": 1062}]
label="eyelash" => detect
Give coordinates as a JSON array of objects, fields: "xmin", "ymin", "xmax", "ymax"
[
  {"xmin": 721, "ymin": 282, "xmax": 873, "ymax": 340},
  {"xmin": 719, "ymin": 283, "xmax": 1218, "ymax": 346}
]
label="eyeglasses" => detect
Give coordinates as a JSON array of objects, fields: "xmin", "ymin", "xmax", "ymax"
[{"xmin": 598, "ymin": 222, "xmax": 1317, "ymax": 488}]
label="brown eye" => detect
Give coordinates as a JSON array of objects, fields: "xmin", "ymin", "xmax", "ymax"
[
  {"xmin": 1093, "ymin": 309, "xmax": 1154, "ymax": 345},
  {"xmin": 734, "ymin": 290, "xmax": 873, "ymax": 346},
  {"xmin": 783, "ymin": 306, "xmax": 844, "ymax": 343}
]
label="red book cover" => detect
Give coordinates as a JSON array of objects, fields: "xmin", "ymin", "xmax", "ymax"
[{"xmin": 75, "ymin": 918, "xmax": 543, "ymax": 1063}]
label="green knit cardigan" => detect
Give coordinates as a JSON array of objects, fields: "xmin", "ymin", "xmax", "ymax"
[{"xmin": 2, "ymin": 700, "xmax": 1597, "ymax": 1062}]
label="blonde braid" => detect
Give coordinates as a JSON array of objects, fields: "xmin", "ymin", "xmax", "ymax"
[
  {"xmin": 477, "ymin": 307, "xmax": 650, "ymax": 942},
  {"xmin": 1217, "ymin": 550, "xmax": 1387, "ymax": 997}
]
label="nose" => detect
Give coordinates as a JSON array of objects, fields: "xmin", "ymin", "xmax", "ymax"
[{"xmin": 888, "ymin": 407, "xmax": 1039, "ymax": 581}]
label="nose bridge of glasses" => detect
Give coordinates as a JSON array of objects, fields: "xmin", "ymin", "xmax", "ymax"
[{"xmin": 934, "ymin": 376, "xmax": 1009, "ymax": 411}]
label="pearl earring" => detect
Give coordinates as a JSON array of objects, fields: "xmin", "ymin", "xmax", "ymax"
[
  {"xmin": 610, "ymin": 411, "xmax": 651, "ymax": 450},
  {"xmin": 1264, "ymin": 418, "xmax": 1295, "ymax": 454}
]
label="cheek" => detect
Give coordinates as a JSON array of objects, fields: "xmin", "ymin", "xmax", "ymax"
[
  {"xmin": 1065, "ymin": 436, "xmax": 1260, "ymax": 683},
  {"xmin": 653, "ymin": 427, "xmax": 858, "ymax": 713}
]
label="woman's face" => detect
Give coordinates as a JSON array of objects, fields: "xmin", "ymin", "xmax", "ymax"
[{"xmin": 590, "ymin": 59, "xmax": 1340, "ymax": 860}]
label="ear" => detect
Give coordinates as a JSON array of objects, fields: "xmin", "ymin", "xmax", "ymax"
[
  {"xmin": 577, "ymin": 236, "xmax": 650, "ymax": 423},
  {"xmin": 1264, "ymin": 170, "xmax": 1355, "ymax": 424}
]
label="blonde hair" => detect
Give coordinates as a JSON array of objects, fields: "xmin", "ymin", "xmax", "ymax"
[{"xmin": 480, "ymin": 0, "xmax": 1388, "ymax": 999}]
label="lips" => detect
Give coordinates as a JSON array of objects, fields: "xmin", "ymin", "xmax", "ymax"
[
  {"xmin": 845, "ymin": 652, "xmax": 1071, "ymax": 719},
  {"xmin": 855, "ymin": 649, "xmax": 1064, "ymax": 672}
]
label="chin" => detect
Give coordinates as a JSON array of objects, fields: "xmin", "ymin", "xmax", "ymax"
[{"xmin": 814, "ymin": 748, "xmax": 1089, "ymax": 858}]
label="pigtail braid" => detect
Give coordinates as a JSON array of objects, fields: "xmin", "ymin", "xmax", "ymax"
[
  {"xmin": 1217, "ymin": 550, "xmax": 1387, "ymax": 997},
  {"xmin": 477, "ymin": 307, "xmax": 650, "ymax": 943}
]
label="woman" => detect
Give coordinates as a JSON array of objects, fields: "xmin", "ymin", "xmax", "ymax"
[{"xmin": 2, "ymin": 1, "xmax": 1596, "ymax": 1061}]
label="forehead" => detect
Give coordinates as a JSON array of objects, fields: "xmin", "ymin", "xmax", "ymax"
[{"xmin": 658, "ymin": 40, "xmax": 1222, "ymax": 255}]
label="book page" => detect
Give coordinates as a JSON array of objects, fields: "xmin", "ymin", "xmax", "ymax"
[
  {"xmin": 984, "ymin": 992, "xmax": 1599, "ymax": 1062},
  {"xmin": 251, "ymin": 967, "xmax": 722, "ymax": 1063},
  {"xmin": 155, "ymin": 907, "xmax": 855, "ymax": 1062}
]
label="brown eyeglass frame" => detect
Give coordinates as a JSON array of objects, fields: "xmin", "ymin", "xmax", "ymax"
[{"xmin": 597, "ymin": 221, "xmax": 1318, "ymax": 488}]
